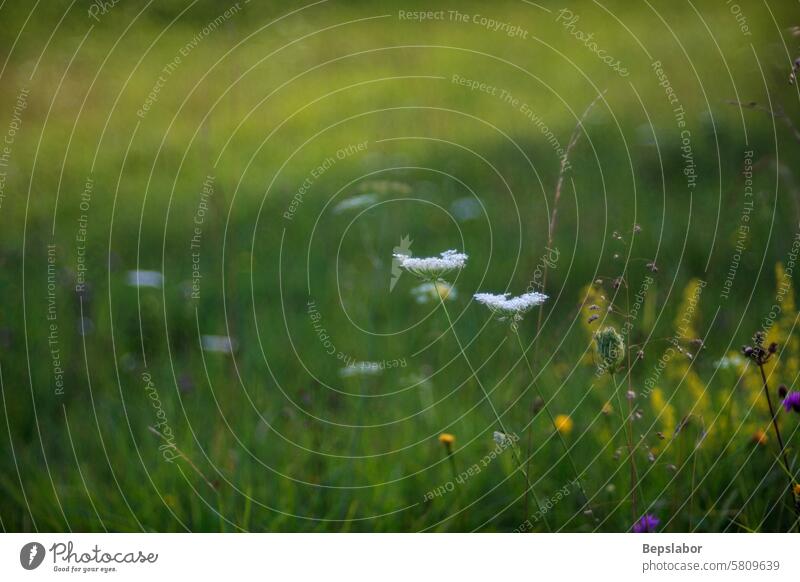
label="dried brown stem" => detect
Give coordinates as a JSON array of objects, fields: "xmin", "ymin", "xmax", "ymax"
[
  {"xmin": 727, "ymin": 99, "xmax": 800, "ymax": 145},
  {"xmin": 524, "ymin": 90, "xmax": 606, "ymax": 523}
]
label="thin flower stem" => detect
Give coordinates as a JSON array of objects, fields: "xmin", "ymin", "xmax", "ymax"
[
  {"xmin": 757, "ymin": 362, "xmax": 797, "ymax": 514},
  {"xmin": 758, "ymin": 363, "xmax": 790, "ymax": 467},
  {"xmin": 447, "ymin": 450, "xmax": 458, "ymax": 481},
  {"xmin": 612, "ymin": 373, "xmax": 637, "ymax": 523},
  {"xmin": 441, "ymin": 444, "xmax": 462, "ymax": 528},
  {"xmin": 433, "ymin": 281, "xmax": 551, "ymax": 531},
  {"xmin": 514, "ymin": 329, "xmax": 595, "ymax": 522},
  {"xmin": 148, "ymin": 426, "xmax": 216, "ymax": 491},
  {"xmin": 523, "ymin": 92, "xmax": 605, "ymax": 525},
  {"xmin": 624, "ymin": 284, "xmax": 640, "ymax": 520}
]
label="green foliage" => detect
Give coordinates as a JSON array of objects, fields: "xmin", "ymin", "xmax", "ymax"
[{"xmin": 1, "ymin": 0, "xmax": 799, "ymax": 532}]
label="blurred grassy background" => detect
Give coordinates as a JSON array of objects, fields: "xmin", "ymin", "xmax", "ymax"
[{"xmin": 1, "ymin": 0, "xmax": 800, "ymax": 532}]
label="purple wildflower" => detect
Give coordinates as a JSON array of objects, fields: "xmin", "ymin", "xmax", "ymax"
[
  {"xmin": 782, "ymin": 391, "xmax": 800, "ymax": 413},
  {"xmin": 632, "ymin": 514, "xmax": 660, "ymax": 533}
]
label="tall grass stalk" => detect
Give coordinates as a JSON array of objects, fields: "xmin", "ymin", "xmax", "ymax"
[{"xmin": 524, "ymin": 91, "xmax": 605, "ymax": 521}]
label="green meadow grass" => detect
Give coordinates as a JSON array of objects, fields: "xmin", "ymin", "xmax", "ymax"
[{"xmin": 1, "ymin": 0, "xmax": 800, "ymax": 532}]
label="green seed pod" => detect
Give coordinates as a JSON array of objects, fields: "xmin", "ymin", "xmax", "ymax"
[{"xmin": 595, "ymin": 326, "xmax": 625, "ymax": 374}]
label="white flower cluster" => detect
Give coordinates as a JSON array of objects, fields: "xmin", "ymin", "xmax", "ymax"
[
  {"xmin": 393, "ymin": 249, "xmax": 468, "ymax": 280},
  {"xmin": 332, "ymin": 194, "xmax": 378, "ymax": 214},
  {"xmin": 473, "ymin": 291, "xmax": 548, "ymax": 316},
  {"xmin": 201, "ymin": 335, "xmax": 238, "ymax": 353},
  {"xmin": 339, "ymin": 361, "xmax": 383, "ymax": 378},
  {"xmin": 126, "ymin": 270, "xmax": 164, "ymax": 288},
  {"xmin": 714, "ymin": 354, "xmax": 745, "ymax": 370}
]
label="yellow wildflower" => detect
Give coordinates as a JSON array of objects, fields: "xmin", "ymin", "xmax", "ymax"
[
  {"xmin": 651, "ymin": 387, "xmax": 676, "ymax": 436},
  {"xmin": 668, "ymin": 279, "xmax": 710, "ymax": 422},
  {"xmin": 752, "ymin": 430, "xmax": 768, "ymax": 446},
  {"xmin": 438, "ymin": 433, "xmax": 455, "ymax": 446},
  {"xmin": 554, "ymin": 414, "xmax": 573, "ymax": 435}
]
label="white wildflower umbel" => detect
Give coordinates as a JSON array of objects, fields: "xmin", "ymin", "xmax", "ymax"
[
  {"xmin": 473, "ymin": 291, "xmax": 548, "ymax": 326},
  {"xmin": 339, "ymin": 361, "xmax": 383, "ymax": 378},
  {"xmin": 332, "ymin": 194, "xmax": 378, "ymax": 214},
  {"xmin": 393, "ymin": 249, "xmax": 467, "ymax": 281}
]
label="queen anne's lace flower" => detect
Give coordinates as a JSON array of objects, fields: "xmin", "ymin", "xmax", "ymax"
[
  {"xmin": 339, "ymin": 361, "xmax": 383, "ymax": 378},
  {"xmin": 332, "ymin": 194, "xmax": 378, "ymax": 214},
  {"xmin": 473, "ymin": 291, "xmax": 548, "ymax": 317},
  {"xmin": 393, "ymin": 249, "xmax": 467, "ymax": 281}
]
